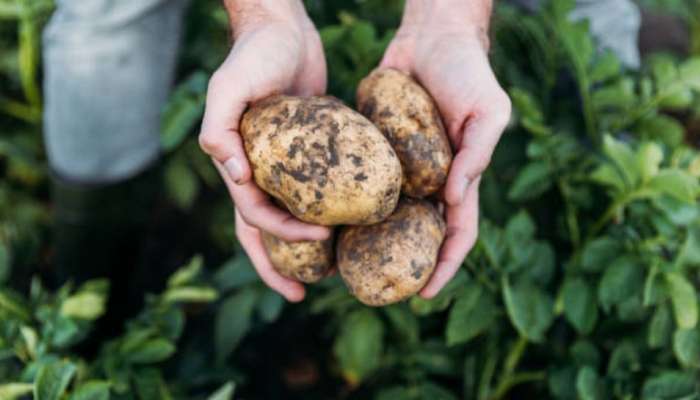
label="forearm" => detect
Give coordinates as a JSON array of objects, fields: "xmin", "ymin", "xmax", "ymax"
[
  {"xmin": 400, "ymin": 0, "xmax": 492, "ymax": 49},
  {"xmin": 223, "ymin": 0, "xmax": 311, "ymax": 37}
]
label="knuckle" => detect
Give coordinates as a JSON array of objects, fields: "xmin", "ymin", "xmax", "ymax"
[{"xmin": 198, "ymin": 131, "xmax": 224, "ymax": 155}]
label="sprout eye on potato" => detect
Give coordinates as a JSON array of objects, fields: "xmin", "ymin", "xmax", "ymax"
[
  {"xmin": 240, "ymin": 95, "xmax": 402, "ymax": 226},
  {"xmin": 336, "ymin": 198, "xmax": 446, "ymax": 306},
  {"xmin": 357, "ymin": 68, "xmax": 453, "ymax": 198},
  {"xmin": 261, "ymin": 232, "xmax": 334, "ymax": 283}
]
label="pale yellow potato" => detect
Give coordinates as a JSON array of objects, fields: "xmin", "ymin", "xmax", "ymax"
[
  {"xmin": 241, "ymin": 95, "xmax": 402, "ymax": 225},
  {"xmin": 261, "ymin": 231, "xmax": 334, "ymax": 283},
  {"xmin": 337, "ymin": 197, "xmax": 446, "ymax": 306},
  {"xmin": 356, "ymin": 69, "xmax": 452, "ymax": 198}
]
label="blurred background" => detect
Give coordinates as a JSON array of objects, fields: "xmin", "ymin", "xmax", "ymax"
[{"xmin": 1, "ymin": 0, "xmax": 700, "ymax": 399}]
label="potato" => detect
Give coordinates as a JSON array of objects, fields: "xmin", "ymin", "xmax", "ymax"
[
  {"xmin": 261, "ymin": 231, "xmax": 334, "ymax": 283},
  {"xmin": 337, "ymin": 197, "xmax": 446, "ymax": 306},
  {"xmin": 356, "ymin": 69, "xmax": 452, "ymax": 198},
  {"xmin": 241, "ymin": 95, "xmax": 402, "ymax": 225}
]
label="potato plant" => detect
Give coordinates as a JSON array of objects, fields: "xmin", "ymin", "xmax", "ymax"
[{"xmin": 1, "ymin": 0, "xmax": 700, "ymax": 399}]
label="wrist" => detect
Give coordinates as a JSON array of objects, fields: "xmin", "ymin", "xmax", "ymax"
[
  {"xmin": 225, "ymin": 0, "xmax": 312, "ymax": 38},
  {"xmin": 399, "ymin": 0, "xmax": 492, "ymax": 50}
]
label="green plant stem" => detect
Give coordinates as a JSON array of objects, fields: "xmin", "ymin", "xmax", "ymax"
[
  {"xmin": 490, "ymin": 336, "xmax": 540, "ymax": 400},
  {"xmin": 0, "ymin": 98, "xmax": 40, "ymax": 123},
  {"xmin": 558, "ymin": 179, "xmax": 581, "ymax": 249},
  {"xmin": 478, "ymin": 349, "xmax": 499, "ymax": 400},
  {"xmin": 588, "ymin": 189, "xmax": 650, "ymax": 239},
  {"xmin": 491, "ymin": 371, "xmax": 546, "ymax": 400}
]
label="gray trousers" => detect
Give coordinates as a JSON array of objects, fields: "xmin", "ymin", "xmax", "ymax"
[
  {"xmin": 43, "ymin": 0, "xmax": 187, "ymax": 183},
  {"xmin": 42, "ymin": 0, "xmax": 639, "ymax": 184}
]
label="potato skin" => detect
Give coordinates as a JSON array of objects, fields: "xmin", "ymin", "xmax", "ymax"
[
  {"xmin": 356, "ymin": 69, "xmax": 452, "ymax": 198},
  {"xmin": 337, "ymin": 197, "xmax": 446, "ymax": 306},
  {"xmin": 261, "ymin": 232, "xmax": 334, "ymax": 283},
  {"xmin": 241, "ymin": 95, "xmax": 402, "ymax": 225}
]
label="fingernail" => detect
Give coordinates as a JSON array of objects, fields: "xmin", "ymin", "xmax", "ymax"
[
  {"xmin": 459, "ymin": 177, "xmax": 470, "ymax": 203},
  {"xmin": 224, "ymin": 157, "xmax": 243, "ymax": 184}
]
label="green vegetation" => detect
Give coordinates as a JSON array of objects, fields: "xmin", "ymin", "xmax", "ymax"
[{"xmin": 2, "ymin": 0, "xmax": 700, "ymax": 398}]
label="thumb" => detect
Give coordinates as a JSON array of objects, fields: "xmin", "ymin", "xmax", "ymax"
[
  {"xmin": 199, "ymin": 72, "xmax": 253, "ymax": 185},
  {"xmin": 444, "ymin": 101, "xmax": 511, "ymax": 206}
]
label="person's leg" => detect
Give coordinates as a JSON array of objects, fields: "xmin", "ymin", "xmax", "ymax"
[
  {"xmin": 507, "ymin": 0, "xmax": 641, "ymax": 69},
  {"xmin": 42, "ymin": 0, "xmax": 187, "ymax": 304}
]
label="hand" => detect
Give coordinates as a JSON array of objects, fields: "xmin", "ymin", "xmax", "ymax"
[
  {"xmin": 380, "ymin": 0, "xmax": 511, "ymax": 298},
  {"xmin": 200, "ymin": 1, "xmax": 330, "ymax": 301}
]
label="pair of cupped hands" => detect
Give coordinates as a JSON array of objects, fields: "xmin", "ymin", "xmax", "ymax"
[{"xmin": 199, "ymin": 1, "xmax": 511, "ymax": 302}]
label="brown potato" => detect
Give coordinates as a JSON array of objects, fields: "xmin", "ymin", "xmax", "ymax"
[
  {"xmin": 241, "ymin": 95, "xmax": 402, "ymax": 225},
  {"xmin": 261, "ymin": 232, "xmax": 334, "ymax": 283},
  {"xmin": 356, "ymin": 69, "xmax": 452, "ymax": 198},
  {"xmin": 337, "ymin": 197, "xmax": 446, "ymax": 306}
]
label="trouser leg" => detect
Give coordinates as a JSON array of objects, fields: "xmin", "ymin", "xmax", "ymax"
[
  {"xmin": 507, "ymin": 0, "xmax": 641, "ymax": 69},
  {"xmin": 42, "ymin": 0, "xmax": 187, "ymax": 323}
]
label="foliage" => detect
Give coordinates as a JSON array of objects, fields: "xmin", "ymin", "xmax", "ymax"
[{"xmin": 1, "ymin": 0, "xmax": 700, "ymax": 399}]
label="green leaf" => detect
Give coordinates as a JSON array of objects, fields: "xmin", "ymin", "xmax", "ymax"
[
  {"xmin": 215, "ymin": 288, "xmax": 259, "ymax": 363},
  {"xmin": 446, "ymin": 285, "xmax": 497, "ymax": 346},
  {"xmin": 548, "ymin": 366, "xmax": 577, "ymax": 399},
  {"xmin": 598, "ymin": 257, "xmax": 644, "ymax": 311},
  {"xmin": 590, "ymin": 51, "xmax": 621, "ymax": 83},
  {"xmin": 607, "ymin": 341, "xmax": 641, "ymax": 378},
  {"xmin": 576, "ymin": 366, "xmax": 603, "ymax": 400},
  {"xmin": 673, "ymin": 328, "xmax": 700, "ymax": 368},
  {"xmin": 69, "ymin": 381, "xmax": 111, "ymax": 400},
  {"xmin": 207, "ymin": 382, "xmax": 235, "ymax": 400},
  {"xmin": 648, "ymin": 304, "xmax": 673, "ymax": 349},
  {"xmin": 34, "ymin": 360, "xmax": 77, "ymax": 400},
  {"xmin": 508, "ymin": 161, "xmax": 553, "ymax": 201},
  {"xmin": 677, "ymin": 223, "xmax": 700, "ymax": 267},
  {"xmin": 124, "ymin": 338, "xmax": 176, "ymax": 364},
  {"xmin": 384, "ymin": 304, "xmax": 419, "ymax": 345},
  {"xmin": 562, "ymin": 278, "xmax": 598, "ymax": 335},
  {"xmin": 642, "ymin": 370, "xmax": 697, "ymax": 399},
  {"xmin": 665, "ymin": 272, "xmax": 698, "ymax": 329},
  {"xmin": 648, "ymin": 169, "xmax": 698, "ymax": 204},
  {"xmin": 132, "ymin": 368, "xmax": 172, "ymax": 400},
  {"xmin": 214, "ymin": 256, "xmax": 260, "ymax": 291},
  {"xmin": 256, "ymin": 290, "xmax": 284, "ymax": 323},
  {"xmin": 167, "ymin": 255, "xmax": 203, "ymax": 287},
  {"xmin": 333, "ymin": 309, "xmax": 383, "ymax": 385},
  {"xmin": 638, "ymin": 114, "xmax": 685, "ymax": 147},
  {"xmin": 161, "ymin": 72, "xmax": 207, "ymax": 151},
  {"xmin": 165, "ymin": 157, "xmax": 199, "ymax": 210},
  {"xmin": 0, "ymin": 289, "xmax": 30, "ymax": 320},
  {"xmin": 637, "ymin": 142, "xmax": 664, "ymax": 183},
  {"xmin": 505, "ymin": 210, "xmax": 536, "ymax": 248},
  {"xmin": 0, "ymin": 383, "xmax": 34, "ymax": 400},
  {"xmin": 590, "ymin": 164, "xmax": 626, "ymax": 194},
  {"xmin": 479, "ymin": 221, "xmax": 507, "ymax": 268},
  {"xmin": 502, "ymin": 278, "xmax": 553, "ymax": 342},
  {"xmin": 162, "ymin": 286, "xmax": 218, "ymax": 304},
  {"xmin": 602, "ymin": 135, "xmax": 639, "ymax": 189},
  {"xmin": 60, "ymin": 291, "xmax": 106, "ymax": 320},
  {"xmin": 679, "ymin": 57, "xmax": 700, "ymax": 91},
  {"xmin": 581, "ymin": 237, "xmax": 621, "ymax": 273},
  {"xmin": 410, "ymin": 269, "xmax": 468, "ymax": 315},
  {"xmin": 592, "ymin": 78, "xmax": 635, "ymax": 110},
  {"xmin": 0, "ymin": 240, "xmax": 9, "ymax": 284}
]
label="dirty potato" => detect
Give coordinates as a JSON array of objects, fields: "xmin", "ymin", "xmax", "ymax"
[
  {"xmin": 356, "ymin": 68, "xmax": 452, "ymax": 198},
  {"xmin": 241, "ymin": 95, "xmax": 402, "ymax": 225},
  {"xmin": 261, "ymin": 232, "xmax": 334, "ymax": 283},
  {"xmin": 337, "ymin": 198, "xmax": 446, "ymax": 306}
]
